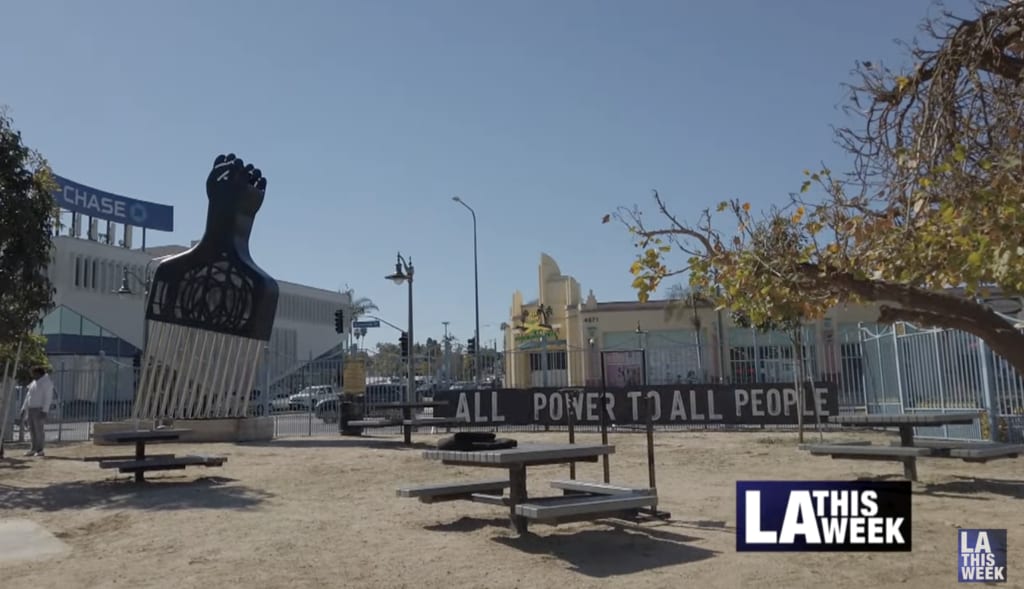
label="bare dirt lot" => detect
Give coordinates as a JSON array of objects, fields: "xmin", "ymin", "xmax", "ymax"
[{"xmin": 1, "ymin": 429, "xmax": 1021, "ymax": 589}]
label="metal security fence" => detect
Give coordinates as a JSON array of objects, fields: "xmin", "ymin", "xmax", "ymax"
[
  {"xmin": 17, "ymin": 324, "xmax": 1024, "ymax": 443},
  {"xmin": 859, "ymin": 323, "xmax": 1024, "ymax": 442}
]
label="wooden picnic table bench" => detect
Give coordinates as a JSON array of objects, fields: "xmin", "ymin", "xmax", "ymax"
[
  {"xmin": 399, "ymin": 443, "xmax": 654, "ymax": 535},
  {"xmin": 369, "ymin": 401, "xmax": 449, "ymax": 409},
  {"xmin": 396, "ymin": 479, "xmax": 511, "ymax": 503},
  {"xmin": 98, "ymin": 454, "xmax": 227, "ymax": 474},
  {"xmin": 802, "ymin": 411, "xmax": 1022, "ymax": 480},
  {"xmin": 341, "ymin": 399, "xmax": 458, "ymax": 443},
  {"xmin": 94, "ymin": 428, "xmax": 226, "ymax": 483},
  {"xmin": 513, "ymin": 491, "xmax": 659, "ymax": 524},
  {"xmin": 80, "ymin": 453, "xmax": 176, "ymax": 462}
]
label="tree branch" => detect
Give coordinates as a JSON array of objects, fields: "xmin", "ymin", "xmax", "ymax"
[
  {"xmin": 877, "ymin": 305, "xmax": 979, "ymax": 330},
  {"xmin": 794, "ymin": 263, "xmax": 1018, "ymax": 340}
]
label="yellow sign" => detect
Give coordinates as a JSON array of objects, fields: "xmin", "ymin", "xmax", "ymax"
[
  {"xmin": 343, "ymin": 358, "xmax": 367, "ymax": 395},
  {"xmin": 513, "ymin": 305, "xmax": 560, "ymax": 343}
]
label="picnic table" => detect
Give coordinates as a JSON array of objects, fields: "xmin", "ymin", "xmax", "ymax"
[
  {"xmin": 801, "ymin": 411, "xmax": 1024, "ymax": 480},
  {"xmin": 398, "ymin": 442, "xmax": 658, "ymax": 535},
  {"xmin": 341, "ymin": 399, "xmax": 464, "ymax": 444},
  {"xmin": 92, "ymin": 428, "xmax": 226, "ymax": 483}
]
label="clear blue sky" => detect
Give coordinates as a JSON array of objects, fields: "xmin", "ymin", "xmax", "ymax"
[{"xmin": 2, "ymin": 0, "xmax": 972, "ymax": 350}]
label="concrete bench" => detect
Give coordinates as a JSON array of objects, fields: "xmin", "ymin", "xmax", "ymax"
[
  {"xmin": 802, "ymin": 444, "xmax": 933, "ymax": 459},
  {"xmin": 469, "ymin": 492, "xmax": 509, "ymax": 506},
  {"xmin": 883, "ymin": 439, "xmax": 1024, "ymax": 462},
  {"xmin": 549, "ymin": 479, "xmax": 649, "ymax": 496},
  {"xmin": 347, "ymin": 418, "xmax": 403, "ymax": 427},
  {"xmin": 98, "ymin": 454, "xmax": 227, "ymax": 473},
  {"xmin": 950, "ymin": 444, "xmax": 1024, "ymax": 462},
  {"xmin": 798, "ymin": 441, "xmax": 873, "ymax": 451},
  {"xmin": 888, "ymin": 439, "xmax": 982, "ymax": 448},
  {"xmin": 396, "ymin": 479, "xmax": 510, "ymax": 504},
  {"xmin": 402, "ymin": 418, "xmax": 466, "ymax": 427},
  {"xmin": 81, "ymin": 453, "xmax": 175, "ymax": 462},
  {"xmin": 802, "ymin": 443, "xmax": 932, "ymax": 480},
  {"xmin": 514, "ymin": 492, "xmax": 658, "ymax": 522}
]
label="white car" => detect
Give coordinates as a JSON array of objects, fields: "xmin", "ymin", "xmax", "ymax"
[{"xmin": 287, "ymin": 386, "xmax": 338, "ymax": 411}]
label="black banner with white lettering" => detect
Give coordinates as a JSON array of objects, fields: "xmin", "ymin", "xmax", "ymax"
[{"xmin": 432, "ymin": 383, "xmax": 839, "ymax": 426}]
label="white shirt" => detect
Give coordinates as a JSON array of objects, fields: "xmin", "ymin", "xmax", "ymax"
[{"xmin": 22, "ymin": 374, "xmax": 55, "ymax": 412}]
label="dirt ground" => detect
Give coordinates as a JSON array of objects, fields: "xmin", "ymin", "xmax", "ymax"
[{"xmin": 1, "ymin": 429, "xmax": 1021, "ymax": 589}]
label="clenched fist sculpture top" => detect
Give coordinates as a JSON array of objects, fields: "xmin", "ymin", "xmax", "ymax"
[{"xmin": 145, "ymin": 154, "xmax": 280, "ymax": 340}]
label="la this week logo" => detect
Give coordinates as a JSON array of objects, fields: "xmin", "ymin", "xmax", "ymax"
[
  {"xmin": 958, "ymin": 528, "xmax": 1008, "ymax": 583},
  {"xmin": 736, "ymin": 481, "xmax": 913, "ymax": 552}
]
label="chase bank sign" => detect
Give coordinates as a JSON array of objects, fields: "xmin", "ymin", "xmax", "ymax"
[{"xmin": 52, "ymin": 174, "xmax": 174, "ymax": 232}]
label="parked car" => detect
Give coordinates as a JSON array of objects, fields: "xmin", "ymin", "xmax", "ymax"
[
  {"xmin": 315, "ymin": 383, "xmax": 425, "ymax": 423},
  {"xmin": 287, "ymin": 385, "xmax": 338, "ymax": 411},
  {"xmin": 270, "ymin": 392, "xmax": 293, "ymax": 413}
]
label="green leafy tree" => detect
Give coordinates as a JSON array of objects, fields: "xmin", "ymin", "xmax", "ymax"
[
  {"xmin": 0, "ymin": 333, "xmax": 49, "ymax": 384},
  {"xmin": 370, "ymin": 342, "xmax": 402, "ymax": 377},
  {"xmin": 606, "ymin": 1, "xmax": 1024, "ymax": 376},
  {"xmin": 0, "ymin": 107, "xmax": 57, "ymax": 363}
]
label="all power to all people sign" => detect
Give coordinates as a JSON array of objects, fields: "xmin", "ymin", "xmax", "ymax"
[{"xmin": 432, "ymin": 383, "xmax": 838, "ymax": 426}]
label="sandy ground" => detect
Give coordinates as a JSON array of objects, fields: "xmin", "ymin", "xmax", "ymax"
[{"xmin": 1, "ymin": 429, "xmax": 1022, "ymax": 589}]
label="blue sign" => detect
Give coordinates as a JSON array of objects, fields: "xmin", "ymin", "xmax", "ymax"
[
  {"xmin": 52, "ymin": 174, "xmax": 175, "ymax": 232},
  {"xmin": 958, "ymin": 528, "xmax": 1007, "ymax": 583},
  {"xmin": 352, "ymin": 320, "xmax": 380, "ymax": 328}
]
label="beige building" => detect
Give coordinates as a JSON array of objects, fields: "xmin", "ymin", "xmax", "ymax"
[{"xmin": 503, "ymin": 253, "xmax": 882, "ymax": 390}]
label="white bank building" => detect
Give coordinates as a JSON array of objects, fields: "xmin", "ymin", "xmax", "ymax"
[{"xmin": 38, "ymin": 174, "xmax": 350, "ymax": 407}]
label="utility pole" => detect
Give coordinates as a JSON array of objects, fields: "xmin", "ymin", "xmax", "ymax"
[{"xmin": 442, "ymin": 321, "xmax": 451, "ymax": 385}]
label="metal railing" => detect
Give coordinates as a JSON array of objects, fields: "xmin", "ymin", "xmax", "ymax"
[
  {"xmin": 10, "ymin": 326, "xmax": 1022, "ymax": 443},
  {"xmin": 858, "ymin": 323, "xmax": 1024, "ymax": 442}
]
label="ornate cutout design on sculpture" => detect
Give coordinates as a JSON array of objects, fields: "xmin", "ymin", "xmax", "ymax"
[{"xmin": 175, "ymin": 260, "xmax": 256, "ymax": 329}]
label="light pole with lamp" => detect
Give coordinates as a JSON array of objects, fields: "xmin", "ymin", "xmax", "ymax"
[
  {"xmin": 114, "ymin": 260, "xmax": 157, "ymax": 426},
  {"xmin": 114, "ymin": 260, "xmax": 158, "ymax": 351},
  {"xmin": 452, "ymin": 196, "xmax": 481, "ymax": 387},
  {"xmin": 384, "ymin": 252, "xmax": 416, "ymax": 445}
]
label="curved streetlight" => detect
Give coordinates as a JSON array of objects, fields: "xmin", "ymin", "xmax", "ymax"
[
  {"xmin": 114, "ymin": 260, "xmax": 158, "ymax": 352},
  {"xmin": 385, "ymin": 252, "xmax": 416, "ymax": 444},
  {"xmin": 451, "ymin": 195, "xmax": 480, "ymax": 386}
]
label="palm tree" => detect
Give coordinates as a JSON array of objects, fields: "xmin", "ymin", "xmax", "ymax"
[{"xmin": 343, "ymin": 289, "xmax": 379, "ymax": 323}]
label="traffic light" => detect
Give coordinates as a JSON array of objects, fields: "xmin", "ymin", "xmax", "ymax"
[
  {"xmin": 467, "ymin": 337, "xmax": 476, "ymax": 355},
  {"xmin": 334, "ymin": 309, "xmax": 345, "ymax": 334},
  {"xmin": 399, "ymin": 331, "xmax": 409, "ymax": 358}
]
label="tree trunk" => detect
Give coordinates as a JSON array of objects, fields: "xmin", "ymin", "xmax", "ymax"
[
  {"xmin": 792, "ymin": 329, "xmax": 805, "ymax": 444},
  {"xmin": 804, "ymin": 266, "xmax": 1024, "ymax": 375}
]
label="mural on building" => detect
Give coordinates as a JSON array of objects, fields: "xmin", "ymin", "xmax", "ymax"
[{"xmin": 514, "ymin": 304, "xmax": 559, "ymax": 345}]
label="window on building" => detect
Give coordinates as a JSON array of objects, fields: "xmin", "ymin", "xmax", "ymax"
[
  {"xmin": 728, "ymin": 326, "xmax": 816, "ymax": 384},
  {"xmin": 91, "ymin": 259, "xmax": 98, "ymax": 290},
  {"xmin": 603, "ymin": 331, "xmax": 644, "ymax": 350},
  {"xmin": 74, "ymin": 256, "xmax": 82, "ymax": 287},
  {"xmin": 528, "ymin": 351, "xmax": 567, "ymax": 371}
]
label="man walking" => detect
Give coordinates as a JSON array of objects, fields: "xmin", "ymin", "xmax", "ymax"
[{"xmin": 20, "ymin": 366, "xmax": 54, "ymax": 457}]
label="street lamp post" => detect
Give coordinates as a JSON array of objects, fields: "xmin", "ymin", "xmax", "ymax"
[
  {"xmin": 115, "ymin": 261, "xmax": 157, "ymax": 351},
  {"xmin": 452, "ymin": 196, "xmax": 481, "ymax": 387},
  {"xmin": 385, "ymin": 252, "xmax": 415, "ymax": 445}
]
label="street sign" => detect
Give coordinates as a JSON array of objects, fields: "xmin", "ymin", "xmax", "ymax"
[{"xmin": 352, "ymin": 320, "xmax": 380, "ymax": 328}]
